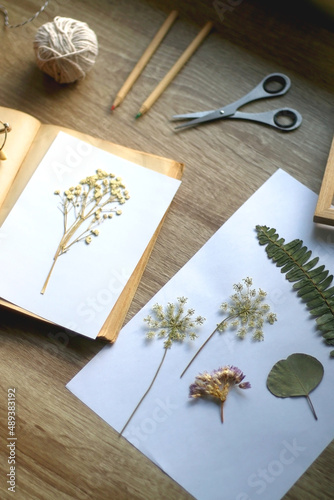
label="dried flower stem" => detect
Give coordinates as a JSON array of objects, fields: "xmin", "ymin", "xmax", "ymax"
[
  {"xmin": 119, "ymin": 297, "xmax": 205, "ymax": 436},
  {"xmin": 180, "ymin": 315, "xmax": 235, "ymax": 378},
  {"xmin": 120, "ymin": 348, "xmax": 168, "ymax": 436},
  {"xmin": 41, "ymin": 220, "xmax": 84, "ymax": 294}
]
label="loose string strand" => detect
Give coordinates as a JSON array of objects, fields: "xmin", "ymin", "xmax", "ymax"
[{"xmin": 0, "ymin": 1, "xmax": 50, "ymax": 29}]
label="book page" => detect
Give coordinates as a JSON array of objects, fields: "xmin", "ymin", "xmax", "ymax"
[
  {"xmin": 0, "ymin": 107, "xmax": 41, "ymax": 219},
  {"xmin": 0, "ymin": 131, "xmax": 181, "ymax": 339}
]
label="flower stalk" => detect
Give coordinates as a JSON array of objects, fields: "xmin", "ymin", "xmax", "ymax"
[
  {"xmin": 119, "ymin": 297, "xmax": 205, "ymax": 436},
  {"xmin": 119, "ymin": 348, "xmax": 168, "ymax": 435}
]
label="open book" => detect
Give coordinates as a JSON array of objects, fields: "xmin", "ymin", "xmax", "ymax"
[{"xmin": 0, "ymin": 106, "xmax": 183, "ymax": 342}]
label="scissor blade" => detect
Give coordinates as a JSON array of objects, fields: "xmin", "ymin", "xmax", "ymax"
[
  {"xmin": 174, "ymin": 108, "xmax": 228, "ymax": 130},
  {"xmin": 173, "ymin": 101, "xmax": 238, "ymax": 130},
  {"xmin": 171, "ymin": 109, "xmax": 216, "ymax": 121}
]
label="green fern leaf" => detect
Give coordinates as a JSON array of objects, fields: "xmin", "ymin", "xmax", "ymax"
[{"xmin": 255, "ymin": 225, "xmax": 334, "ymax": 358}]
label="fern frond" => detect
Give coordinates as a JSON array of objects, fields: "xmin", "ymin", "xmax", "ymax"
[{"xmin": 255, "ymin": 225, "xmax": 334, "ymax": 358}]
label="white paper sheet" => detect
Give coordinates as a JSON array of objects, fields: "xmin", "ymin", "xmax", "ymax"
[
  {"xmin": 0, "ymin": 132, "xmax": 181, "ymax": 338},
  {"xmin": 67, "ymin": 169, "xmax": 334, "ymax": 499}
]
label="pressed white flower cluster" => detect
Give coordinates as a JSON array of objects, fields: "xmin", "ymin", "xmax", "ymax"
[
  {"xmin": 54, "ymin": 169, "xmax": 130, "ymax": 246},
  {"xmin": 180, "ymin": 277, "xmax": 277, "ymax": 377},
  {"xmin": 41, "ymin": 169, "xmax": 129, "ymax": 294},
  {"xmin": 144, "ymin": 296, "xmax": 206, "ymax": 349},
  {"xmin": 218, "ymin": 277, "xmax": 277, "ymax": 341}
]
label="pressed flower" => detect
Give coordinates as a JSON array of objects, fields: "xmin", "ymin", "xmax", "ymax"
[
  {"xmin": 120, "ymin": 297, "xmax": 205, "ymax": 435},
  {"xmin": 144, "ymin": 297, "xmax": 205, "ymax": 349},
  {"xmin": 41, "ymin": 169, "xmax": 129, "ymax": 294},
  {"xmin": 189, "ymin": 365, "xmax": 251, "ymax": 422},
  {"xmin": 181, "ymin": 277, "xmax": 277, "ymax": 377}
]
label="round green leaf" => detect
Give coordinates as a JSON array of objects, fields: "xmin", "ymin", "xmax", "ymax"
[{"xmin": 267, "ymin": 353, "xmax": 324, "ymax": 398}]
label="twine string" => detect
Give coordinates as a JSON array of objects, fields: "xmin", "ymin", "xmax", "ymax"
[
  {"xmin": 34, "ymin": 16, "xmax": 99, "ymax": 83},
  {"xmin": 0, "ymin": 1, "xmax": 50, "ymax": 29}
]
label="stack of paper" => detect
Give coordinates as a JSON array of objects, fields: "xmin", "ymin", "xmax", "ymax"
[{"xmin": 67, "ymin": 170, "xmax": 334, "ymax": 499}]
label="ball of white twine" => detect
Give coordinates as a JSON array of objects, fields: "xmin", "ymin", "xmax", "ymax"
[{"xmin": 34, "ymin": 16, "xmax": 98, "ymax": 84}]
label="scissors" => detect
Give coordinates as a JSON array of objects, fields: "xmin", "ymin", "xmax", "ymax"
[{"xmin": 171, "ymin": 73, "xmax": 302, "ymax": 132}]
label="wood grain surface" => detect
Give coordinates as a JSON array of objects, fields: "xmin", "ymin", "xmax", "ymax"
[{"xmin": 0, "ymin": 0, "xmax": 334, "ymax": 499}]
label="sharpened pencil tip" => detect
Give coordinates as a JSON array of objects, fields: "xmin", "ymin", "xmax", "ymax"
[
  {"xmin": 135, "ymin": 112, "xmax": 142, "ymax": 120},
  {"xmin": 111, "ymin": 105, "xmax": 115, "ymax": 111}
]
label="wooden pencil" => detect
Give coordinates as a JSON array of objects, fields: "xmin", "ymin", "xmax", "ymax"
[
  {"xmin": 111, "ymin": 10, "xmax": 179, "ymax": 111},
  {"xmin": 135, "ymin": 21, "xmax": 214, "ymax": 119}
]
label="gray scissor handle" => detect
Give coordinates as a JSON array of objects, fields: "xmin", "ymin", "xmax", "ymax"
[
  {"xmin": 229, "ymin": 107, "xmax": 302, "ymax": 131},
  {"xmin": 228, "ymin": 73, "xmax": 291, "ymax": 113}
]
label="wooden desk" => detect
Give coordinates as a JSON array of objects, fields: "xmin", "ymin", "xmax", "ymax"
[{"xmin": 0, "ymin": 0, "xmax": 333, "ymax": 498}]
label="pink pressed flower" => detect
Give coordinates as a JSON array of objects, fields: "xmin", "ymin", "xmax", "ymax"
[{"xmin": 189, "ymin": 365, "xmax": 251, "ymax": 423}]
